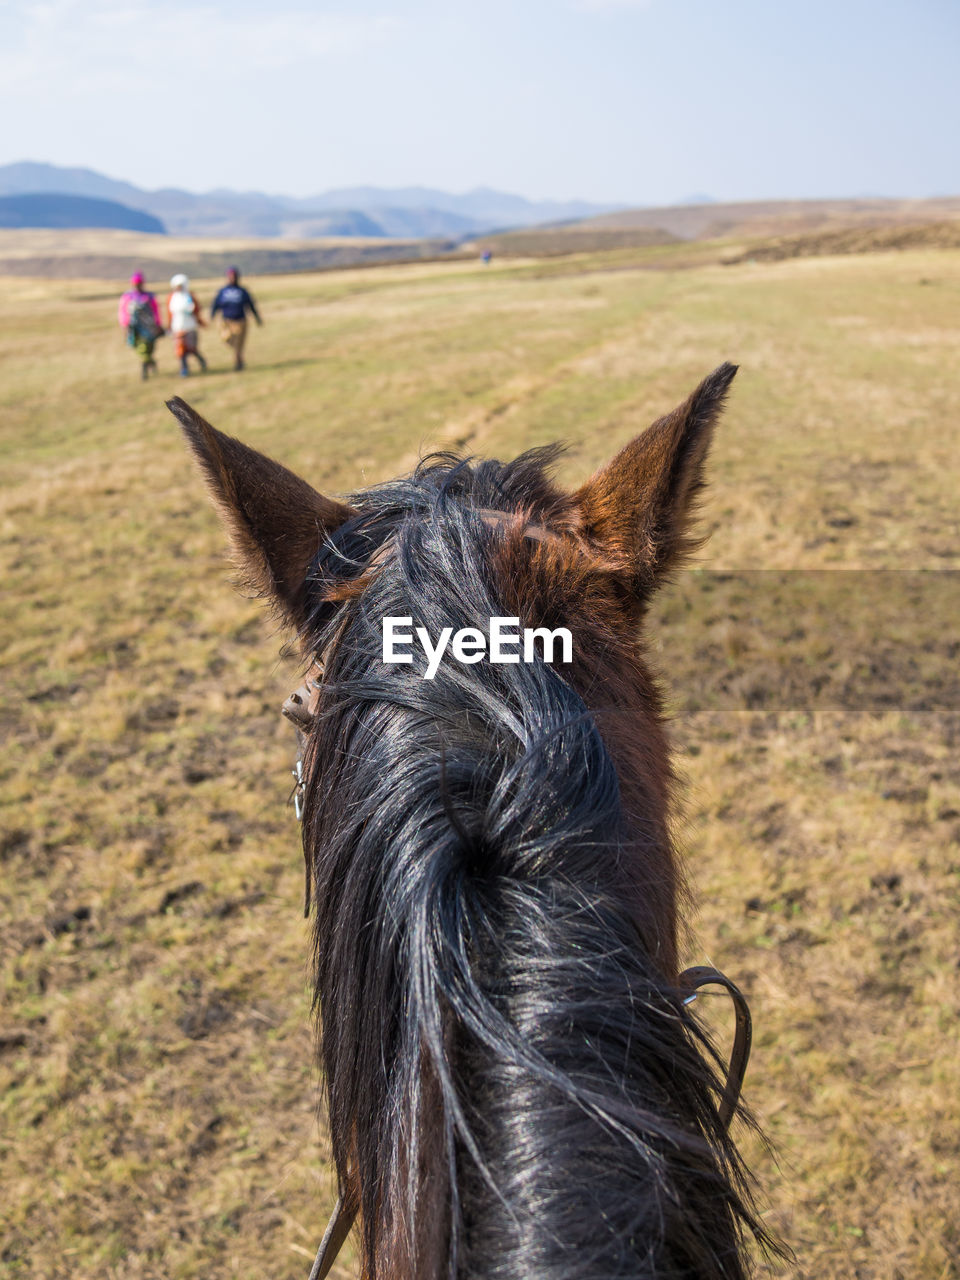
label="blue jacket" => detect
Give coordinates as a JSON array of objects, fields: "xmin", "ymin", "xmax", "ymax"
[{"xmin": 211, "ymin": 283, "xmax": 261, "ymax": 323}]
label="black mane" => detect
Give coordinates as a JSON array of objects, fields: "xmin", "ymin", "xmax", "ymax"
[{"xmin": 299, "ymin": 451, "xmax": 767, "ymax": 1278}]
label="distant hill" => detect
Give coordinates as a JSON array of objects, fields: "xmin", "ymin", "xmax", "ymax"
[
  {"xmin": 471, "ymin": 224, "xmax": 678, "ymax": 257},
  {"xmin": 278, "ymin": 209, "xmax": 387, "ymax": 238},
  {"xmin": 568, "ymin": 196, "xmax": 960, "ymax": 241},
  {"xmin": 0, "ymin": 193, "xmax": 165, "ymax": 233},
  {"xmin": 278, "ymin": 207, "xmax": 480, "ymax": 239},
  {"xmin": 4, "ymin": 166, "xmax": 958, "ymax": 248},
  {"xmin": 0, "ymin": 162, "xmax": 148, "ymax": 206},
  {"xmin": 0, "ymin": 162, "xmax": 617, "ymax": 239},
  {"xmin": 3, "ymin": 204, "xmax": 960, "ymax": 280},
  {"xmin": 470, "ymin": 195, "xmax": 960, "ymax": 260},
  {"xmin": 290, "ymin": 184, "xmax": 608, "ymax": 225}
]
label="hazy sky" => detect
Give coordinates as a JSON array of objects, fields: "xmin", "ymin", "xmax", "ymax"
[{"xmin": 0, "ymin": 0, "xmax": 956, "ymax": 204}]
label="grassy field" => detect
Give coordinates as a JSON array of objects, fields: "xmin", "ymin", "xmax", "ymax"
[{"xmin": 1, "ymin": 242, "xmax": 959, "ymax": 1279}]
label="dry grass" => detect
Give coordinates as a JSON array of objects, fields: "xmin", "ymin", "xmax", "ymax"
[
  {"xmin": 1, "ymin": 244, "xmax": 959, "ymax": 1279},
  {"xmin": 729, "ymin": 220, "xmax": 960, "ymax": 262}
]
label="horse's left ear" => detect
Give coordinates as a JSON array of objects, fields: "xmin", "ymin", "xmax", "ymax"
[
  {"xmin": 168, "ymin": 397, "xmax": 356, "ymax": 630},
  {"xmin": 574, "ymin": 363, "xmax": 737, "ymax": 593}
]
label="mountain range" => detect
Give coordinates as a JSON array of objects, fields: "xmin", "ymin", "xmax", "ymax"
[{"xmin": 0, "ymin": 162, "xmax": 617, "ymax": 239}]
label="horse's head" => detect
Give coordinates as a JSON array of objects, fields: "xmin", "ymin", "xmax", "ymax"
[
  {"xmin": 170, "ymin": 361, "xmax": 735, "ymax": 946},
  {"xmin": 170, "ymin": 363, "xmax": 766, "ymax": 1279}
]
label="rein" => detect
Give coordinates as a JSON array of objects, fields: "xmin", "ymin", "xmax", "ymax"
[{"xmin": 278, "ymin": 506, "xmax": 755, "ymax": 1280}]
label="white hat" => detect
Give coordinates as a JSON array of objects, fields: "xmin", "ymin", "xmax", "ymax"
[{"xmin": 170, "ymin": 273, "xmax": 188, "ymax": 288}]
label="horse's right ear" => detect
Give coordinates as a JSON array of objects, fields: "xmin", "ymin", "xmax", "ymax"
[
  {"xmin": 168, "ymin": 398, "xmax": 356, "ymax": 631},
  {"xmin": 574, "ymin": 363, "xmax": 737, "ymax": 595}
]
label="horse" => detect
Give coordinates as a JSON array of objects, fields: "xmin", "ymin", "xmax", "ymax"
[{"xmin": 169, "ymin": 362, "xmax": 773, "ymax": 1279}]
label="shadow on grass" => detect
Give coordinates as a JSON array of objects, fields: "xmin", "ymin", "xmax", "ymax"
[
  {"xmin": 652, "ymin": 570, "xmax": 960, "ymax": 715},
  {"xmin": 175, "ymin": 356, "xmax": 323, "ymax": 378}
]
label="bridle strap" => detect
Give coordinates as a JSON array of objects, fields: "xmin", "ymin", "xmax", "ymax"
[
  {"xmin": 304, "ymin": 968, "xmax": 752, "ymax": 1279},
  {"xmin": 282, "ymin": 660, "xmax": 324, "ymax": 915},
  {"xmin": 308, "ymin": 1188, "xmax": 359, "ymax": 1280},
  {"xmin": 677, "ymin": 964, "xmax": 753, "ymax": 1131}
]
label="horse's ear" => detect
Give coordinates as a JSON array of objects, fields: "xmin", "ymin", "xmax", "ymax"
[
  {"xmin": 574, "ymin": 363, "xmax": 737, "ymax": 593},
  {"xmin": 168, "ymin": 397, "xmax": 355, "ymax": 630}
]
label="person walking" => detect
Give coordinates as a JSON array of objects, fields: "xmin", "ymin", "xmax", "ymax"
[
  {"xmin": 210, "ymin": 266, "xmax": 262, "ymax": 371},
  {"xmin": 166, "ymin": 274, "xmax": 208, "ymax": 377},
  {"xmin": 118, "ymin": 272, "xmax": 164, "ymax": 380}
]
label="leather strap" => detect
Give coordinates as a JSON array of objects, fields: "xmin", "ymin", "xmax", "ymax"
[
  {"xmin": 282, "ymin": 661, "xmax": 324, "ymax": 914},
  {"xmin": 677, "ymin": 964, "xmax": 753, "ymax": 1131},
  {"xmin": 282, "ymin": 661, "xmax": 324, "ymax": 733},
  {"xmin": 308, "ymin": 1188, "xmax": 359, "ymax": 1280}
]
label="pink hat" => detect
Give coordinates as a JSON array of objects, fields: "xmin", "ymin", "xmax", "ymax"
[{"xmin": 130, "ymin": 272, "xmax": 144, "ymax": 287}]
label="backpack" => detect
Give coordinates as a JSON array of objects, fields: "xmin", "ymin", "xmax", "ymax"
[{"xmin": 129, "ymin": 296, "xmax": 161, "ymax": 341}]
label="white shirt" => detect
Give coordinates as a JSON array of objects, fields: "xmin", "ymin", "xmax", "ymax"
[{"xmin": 168, "ymin": 290, "xmax": 199, "ymax": 334}]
